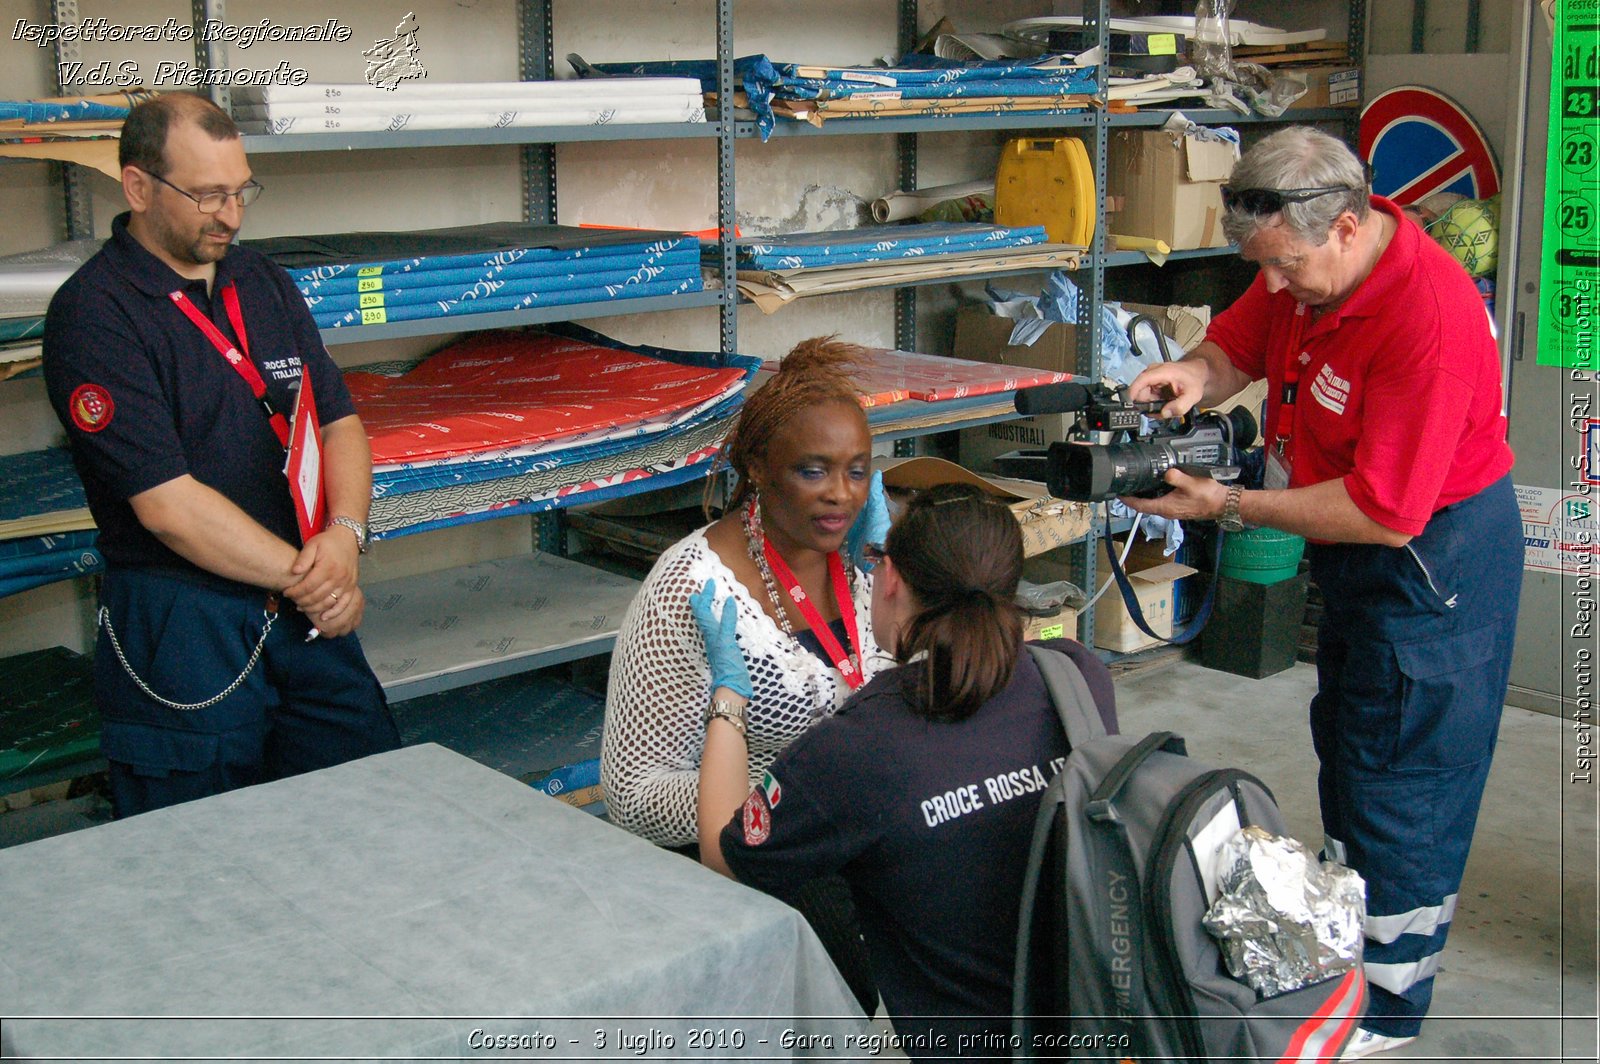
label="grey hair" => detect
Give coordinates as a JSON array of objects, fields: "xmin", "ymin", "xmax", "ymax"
[{"xmin": 1221, "ymin": 126, "xmax": 1369, "ymax": 247}]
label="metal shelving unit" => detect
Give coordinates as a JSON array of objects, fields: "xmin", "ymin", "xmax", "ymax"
[{"xmin": 26, "ymin": 0, "xmax": 1364, "ymax": 685}]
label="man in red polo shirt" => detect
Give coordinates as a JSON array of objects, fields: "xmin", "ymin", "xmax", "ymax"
[{"xmin": 1124, "ymin": 127, "xmax": 1519, "ymax": 1061}]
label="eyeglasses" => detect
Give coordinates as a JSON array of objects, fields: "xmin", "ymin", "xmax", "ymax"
[
  {"xmin": 1219, "ymin": 185, "xmax": 1361, "ymax": 216},
  {"xmin": 141, "ymin": 169, "xmax": 264, "ymax": 213},
  {"xmin": 861, "ymin": 543, "xmax": 888, "ymax": 566}
]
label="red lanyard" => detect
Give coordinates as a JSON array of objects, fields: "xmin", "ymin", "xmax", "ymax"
[
  {"xmin": 1274, "ymin": 302, "xmax": 1311, "ymax": 462},
  {"xmin": 170, "ymin": 283, "xmax": 291, "ymax": 450},
  {"xmin": 762, "ymin": 540, "xmax": 866, "ymax": 690}
]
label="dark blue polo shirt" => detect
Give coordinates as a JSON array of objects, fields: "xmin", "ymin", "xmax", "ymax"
[{"xmin": 43, "ymin": 212, "xmax": 356, "ymax": 593}]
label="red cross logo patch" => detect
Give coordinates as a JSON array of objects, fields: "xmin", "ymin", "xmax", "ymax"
[
  {"xmin": 742, "ymin": 790, "xmax": 771, "ymax": 845},
  {"xmin": 69, "ymin": 383, "xmax": 114, "ymax": 433}
]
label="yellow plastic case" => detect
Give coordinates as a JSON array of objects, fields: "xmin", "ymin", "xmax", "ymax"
[{"xmin": 994, "ymin": 136, "xmax": 1096, "ymax": 247}]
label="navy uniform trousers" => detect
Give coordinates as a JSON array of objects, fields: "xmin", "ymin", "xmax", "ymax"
[
  {"xmin": 1307, "ymin": 473, "xmax": 1521, "ymax": 1038},
  {"xmin": 95, "ymin": 567, "xmax": 401, "ymax": 818}
]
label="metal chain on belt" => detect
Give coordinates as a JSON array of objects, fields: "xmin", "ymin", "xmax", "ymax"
[{"xmin": 97, "ymin": 605, "xmax": 276, "ymax": 712}]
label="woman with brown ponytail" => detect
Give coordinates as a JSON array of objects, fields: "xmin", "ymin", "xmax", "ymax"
[{"xmin": 696, "ymin": 483, "xmax": 1117, "ymax": 1058}]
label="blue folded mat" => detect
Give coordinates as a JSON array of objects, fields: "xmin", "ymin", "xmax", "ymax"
[
  {"xmin": 722, "ymin": 222, "xmax": 1049, "ymax": 270},
  {"xmin": 0, "ymin": 449, "xmax": 87, "ymax": 524},
  {"xmin": 303, "ymin": 260, "xmax": 698, "ymax": 317},
  {"xmin": 0, "ymin": 532, "xmax": 103, "ymax": 599},
  {"xmin": 293, "ymin": 243, "xmax": 700, "ymax": 298},
  {"xmin": 388, "ymin": 666, "xmax": 605, "ymax": 789},
  {"xmin": 315, "ymin": 273, "xmax": 702, "ymax": 329}
]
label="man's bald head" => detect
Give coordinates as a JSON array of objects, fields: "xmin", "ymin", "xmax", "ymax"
[{"xmin": 119, "ymin": 92, "xmax": 240, "ymax": 178}]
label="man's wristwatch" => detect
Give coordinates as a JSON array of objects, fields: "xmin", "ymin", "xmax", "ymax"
[
  {"xmin": 1218, "ymin": 485, "xmax": 1246, "ymax": 533},
  {"xmin": 329, "ymin": 515, "xmax": 371, "ymax": 553},
  {"xmin": 705, "ymin": 697, "xmax": 747, "ymax": 740}
]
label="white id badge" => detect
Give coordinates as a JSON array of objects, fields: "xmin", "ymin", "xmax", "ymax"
[{"xmin": 1265, "ymin": 447, "xmax": 1291, "ymax": 490}]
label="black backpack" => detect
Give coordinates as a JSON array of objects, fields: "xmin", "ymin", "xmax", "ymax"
[{"xmin": 1013, "ymin": 645, "xmax": 1366, "ymax": 1062}]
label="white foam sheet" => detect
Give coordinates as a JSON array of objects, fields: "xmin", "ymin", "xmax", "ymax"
[
  {"xmin": 232, "ymin": 78, "xmax": 705, "ymax": 105},
  {"xmin": 0, "ymin": 744, "xmax": 867, "ymax": 1060},
  {"xmin": 358, "ymin": 552, "xmax": 643, "ymax": 695}
]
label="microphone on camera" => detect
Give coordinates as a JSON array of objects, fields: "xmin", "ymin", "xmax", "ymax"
[{"xmin": 1013, "ymin": 381, "xmax": 1094, "ymax": 416}]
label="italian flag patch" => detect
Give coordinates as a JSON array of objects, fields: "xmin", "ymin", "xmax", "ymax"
[{"xmin": 760, "ymin": 770, "xmax": 782, "ymax": 809}]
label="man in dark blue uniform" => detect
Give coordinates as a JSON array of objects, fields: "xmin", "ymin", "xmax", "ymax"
[{"xmin": 43, "ymin": 92, "xmax": 398, "ymax": 818}]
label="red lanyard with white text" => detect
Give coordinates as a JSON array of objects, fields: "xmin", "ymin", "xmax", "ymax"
[
  {"xmin": 762, "ymin": 540, "xmax": 866, "ymax": 690},
  {"xmin": 169, "ymin": 283, "xmax": 291, "ymax": 450},
  {"xmin": 1271, "ymin": 302, "xmax": 1312, "ymax": 488}
]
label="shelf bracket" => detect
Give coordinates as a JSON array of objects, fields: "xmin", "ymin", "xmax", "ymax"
[
  {"xmin": 191, "ymin": 0, "xmax": 232, "ymax": 115},
  {"xmin": 716, "ymin": 0, "xmax": 738, "ymax": 357},
  {"xmin": 892, "ymin": 0, "xmax": 919, "ymax": 353},
  {"xmin": 519, "ymin": 0, "xmax": 557, "ymax": 225},
  {"xmin": 49, "ymin": 0, "xmax": 94, "ymax": 240}
]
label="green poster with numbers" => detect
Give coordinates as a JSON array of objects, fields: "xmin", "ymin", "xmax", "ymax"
[{"xmin": 1542, "ymin": 4, "xmax": 1600, "ymax": 367}]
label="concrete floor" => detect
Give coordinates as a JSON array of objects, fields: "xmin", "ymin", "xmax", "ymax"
[
  {"xmin": 3, "ymin": 657, "xmax": 1595, "ymax": 1062},
  {"xmin": 1114, "ymin": 658, "xmax": 1598, "ymax": 1064}
]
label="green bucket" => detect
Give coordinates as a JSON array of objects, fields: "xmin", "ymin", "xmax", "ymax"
[{"xmin": 1218, "ymin": 527, "xmax": 1306, "ymax": 584}]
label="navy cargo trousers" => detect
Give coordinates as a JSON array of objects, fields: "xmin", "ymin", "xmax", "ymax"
[
  {"xmin": 1306, "ymin": 474, "xmax": 1521, "ymax": 1038},
  {"xmin": 95, "ymin": 567, "xmax": 400, "ymax": 818}
]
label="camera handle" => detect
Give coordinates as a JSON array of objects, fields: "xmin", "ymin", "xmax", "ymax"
[
  {"xmin": 1099, "ymin": 511, "xmax": 1228, "ymax": 647},
  {"xmin": 1125, "ymin": 313, "xmax": 1196, "ymax": 434}
]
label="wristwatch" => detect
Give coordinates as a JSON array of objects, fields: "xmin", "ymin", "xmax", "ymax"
[
  {"xmin": 705, "ymin": 697, "xmax": 748, "ymax": 740},
  {"xmin": 329, "ymin": 515, "xmax": 371, "ymax": 553},
  {"xmin": 1218, "ymin": 485, "xmax": 1246, "ymax": 533}
]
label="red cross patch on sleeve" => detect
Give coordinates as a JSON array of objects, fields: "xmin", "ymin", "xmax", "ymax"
[
  {"xmin": 69, "ymin": 383, "xmax": 115, "ymax": 433},
  {"xmin": 741, "ymin": 790, "xmax": 771, "ymax": 846}
]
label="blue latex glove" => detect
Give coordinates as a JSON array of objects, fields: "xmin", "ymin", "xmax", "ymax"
[
  {"xmin": 688, "ymin": 578, "xmax": 753, "ymax": 699},
  {"xmin": 845, "ymin": 469, "xmax": 890, "ymax": 571}
]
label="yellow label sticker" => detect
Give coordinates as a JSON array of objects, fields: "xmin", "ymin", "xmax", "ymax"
[
  {"xmin": 1147, "ymin": 33, "xmax": 1178, "ymax": 56},
  {"xmin": 357, "ymin": 265, "xmax": 383, "ymax": 277},
  {"xmin": 357, "ymin": 277, "xmax": 383, "ymax": 292},
  {"xmin": 359, "ymin": 292, "xmax": 385, "ymax": 309},
  {"xmin": 360, "ymin": 307, "xmax": 387, "ymax": 325},
  {"xmin": 1039, "ymin": 624, "xmax": 1065, "ymax": 640}
]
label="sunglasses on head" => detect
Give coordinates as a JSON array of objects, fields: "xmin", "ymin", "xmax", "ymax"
[{"xmin": 1219, "ymin": 185, "xmax": 1363, "ymax": 216}]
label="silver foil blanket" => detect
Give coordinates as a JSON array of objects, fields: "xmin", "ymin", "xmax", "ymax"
[{"xmin": 1202, "ymin": 825, "xmax": 1366, "ymax": 996}]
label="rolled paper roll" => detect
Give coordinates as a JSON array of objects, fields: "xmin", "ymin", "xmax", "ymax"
[{"xmin": 870, "ymin": 179, "xmax": 996, "ymax": 223}]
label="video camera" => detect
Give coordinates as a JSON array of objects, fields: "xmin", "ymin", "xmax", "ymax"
[{"xmin": 996, "ymin": 380, "xmax": 1256, "ymax": 502}]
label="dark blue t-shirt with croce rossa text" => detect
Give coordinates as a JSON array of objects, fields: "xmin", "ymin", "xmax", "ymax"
[{"xmin": 722, "ymin": 639, "xmax": 1115, "ymax": 1059}]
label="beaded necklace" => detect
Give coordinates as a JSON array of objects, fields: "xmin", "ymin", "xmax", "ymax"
[
  {"xmin": 741, "ymin": 495, "xmax": 857, "ymax": 638},
  {"xmin": 743, "ymin": 496, "xmax": 795, "ymax": 638}
]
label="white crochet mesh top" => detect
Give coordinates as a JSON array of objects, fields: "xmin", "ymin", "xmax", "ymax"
[{"xmin": 601, "ymin": 526, "xmax": 887, "ymax": 847}]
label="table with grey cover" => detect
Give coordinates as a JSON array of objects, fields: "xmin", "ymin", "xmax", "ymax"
[{"xmin": 0, "ymin": 744, "xmax": 866, "ymax": 1061}]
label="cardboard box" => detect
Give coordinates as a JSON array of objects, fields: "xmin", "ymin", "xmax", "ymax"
[
  {"xmin": 952, "ymin": 303, "xmax": 1211, "ymax": 473},
  {"xmin": 1091, "ymin": 547, "xmax": 1198, "ymax": 654},
  {"xmin": 1023, "ymin": 605, "xmax": 1080, "ymax": 643},
  {"xmin": 876, "ymin": 455, "xmax": 1093, "ymax": 558},
  {"xmin": 1285, "ymin": 66, "xmax": 1361, "ymax": 110},
  {"xmin": 1106, "ymin": 129, "xmax": 1237, "ymax": 249}
]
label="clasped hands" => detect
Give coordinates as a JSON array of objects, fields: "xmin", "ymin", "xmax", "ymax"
[{"xmin": 282, "ymin": 524, "xmax": 364, "ymax": 637}]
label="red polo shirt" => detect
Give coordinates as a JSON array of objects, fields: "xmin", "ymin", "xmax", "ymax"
[{"xmin": 1205, "ymin": 196, "xmax": 1513, "ymax": 536}]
